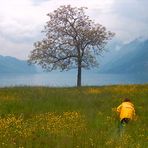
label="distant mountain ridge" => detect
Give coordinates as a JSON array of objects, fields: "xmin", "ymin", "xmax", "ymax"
[
  {"xmin": 99, "ymin": 38, "xmax": 148, "ymax": 74},
  {"xmin": 1, "ymin": 38, "xmax": 148, "ymax": 74},
  {"xmin": 0, "ymin": 55, "xmax": 37, "ymax": 73}
]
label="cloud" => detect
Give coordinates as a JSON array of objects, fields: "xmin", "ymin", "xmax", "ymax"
[
  {"xmin": 0, "ymin": 0, "xmax": 148, "ymax": 59},
  {"xmin": 110, "ymin": 0, "xmax": 148, "ymax": 41},
  {"xmin": 0, "ymin": 0, "xmax": 48, "ymax": 39},
  {"xmin": 0, "ymin": 0, "xmax": 49, "ymax": 59},
  {"xmin": 0, "ymin": 0, "xmax": 115, "ymax": 59},
  {"xmin": 32, "ymin": 0, "xmax": 50, "ymax": 5},
  {"xmin": 0, "ymin": 35, "xmax": 32, "ymax": 59},
  {"xmin": 0, "ymin": 0, "xmax": 115, "ymax": 42},
  {"xmin": 113, "ymin": 0, "xmax": 148, "ymax": 23}
]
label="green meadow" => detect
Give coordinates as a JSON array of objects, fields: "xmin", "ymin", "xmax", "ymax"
[{"xmin": 0, "ymin": 84, "xmax": 147, "ymax": 147}]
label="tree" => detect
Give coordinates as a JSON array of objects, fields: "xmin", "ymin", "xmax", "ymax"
[{"xmin": 28, "ymin": 5, "xmax": 115, "ymax": 87}]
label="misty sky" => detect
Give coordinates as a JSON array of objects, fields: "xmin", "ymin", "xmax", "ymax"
[{"xmin": 0, "ymin": 0, "xmax": 148, "ymax": 59}]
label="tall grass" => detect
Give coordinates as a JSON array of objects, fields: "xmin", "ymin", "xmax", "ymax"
[{"xmin": 0, "ymin": 84, "xmax": 147, "ymax": 147}]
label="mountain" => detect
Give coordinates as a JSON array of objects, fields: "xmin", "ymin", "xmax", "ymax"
[
  {"xmin": 99, "ymin": 38, "xmax": 148, "ymax": 74},
  {"xmin": 0, "ymin": 55, "xmax": 37, "ymax": 73},
  {"xmin": 98, "ymin": 38, "xmax": 123, "ymax": 66},
  {"xmin": 1, "ymin": 38, "xmax": 147, "ymax": 74}
]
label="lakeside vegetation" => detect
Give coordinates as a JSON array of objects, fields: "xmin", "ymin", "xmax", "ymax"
[{"xmin": 0, "ymin": 84, "xmax": 148, "ymax": 147}]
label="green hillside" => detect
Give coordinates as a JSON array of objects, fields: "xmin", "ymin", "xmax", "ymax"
[{"xmin": 0, "ymin": 85, "xmax": 147, "ymax": 147}]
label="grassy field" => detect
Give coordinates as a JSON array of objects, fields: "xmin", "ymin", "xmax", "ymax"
[{"xmin": 0, "ymin": 84, "xmax": 147, "ymax": 147}]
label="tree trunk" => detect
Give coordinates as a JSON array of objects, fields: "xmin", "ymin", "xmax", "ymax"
[{"xmin": 77, "ymin": 61, "xmax": 82, "ymax": 87}]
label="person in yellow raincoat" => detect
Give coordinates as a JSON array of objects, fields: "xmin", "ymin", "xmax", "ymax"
[{"xmin": 117, "ymin": 98, "xmax": 136, "ymax": 127}]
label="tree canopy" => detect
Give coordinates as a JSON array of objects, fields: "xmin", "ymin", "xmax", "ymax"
[{"xmin": 28, "ymin": 5, "xmax": 115, "ymax": 86}]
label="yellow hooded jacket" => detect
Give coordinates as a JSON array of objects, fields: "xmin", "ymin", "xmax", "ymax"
[{"xmin": 117, "ymin": 102, "xmax": 135, "ymax": 121}]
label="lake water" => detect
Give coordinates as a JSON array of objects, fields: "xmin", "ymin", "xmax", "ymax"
[{"xmin": 0, "ymin": 72, "xmax": 148, "ymax": 87}]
